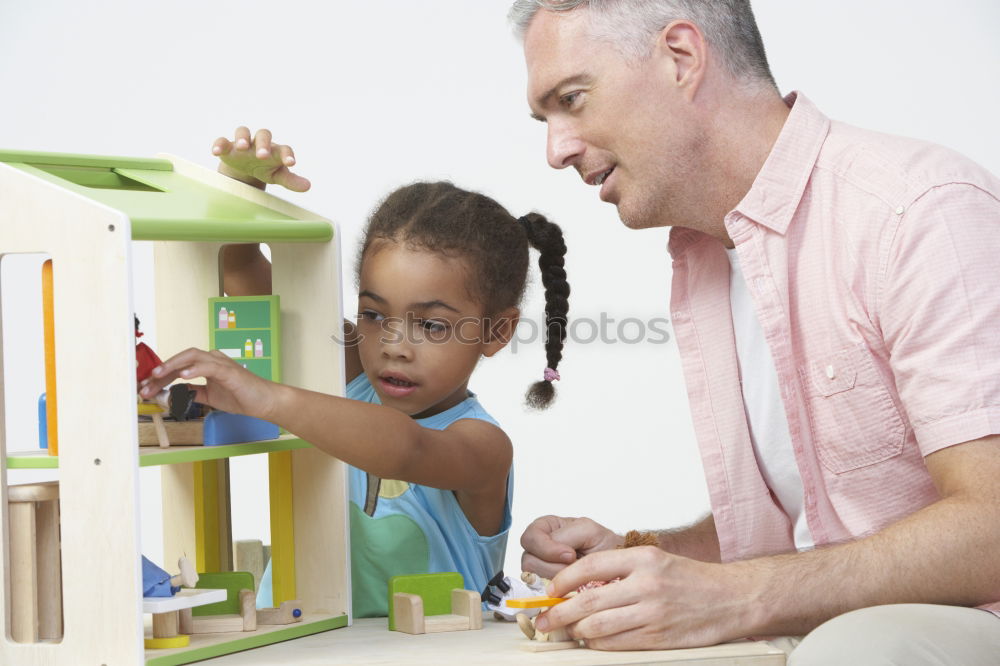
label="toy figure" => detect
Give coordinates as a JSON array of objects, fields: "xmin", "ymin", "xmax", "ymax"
[
  {"xmin": 142, "ymin": 555, "xmax": 198, "ymax": 598},
  {"xmin": 135, "ymin": 316, "xmax": 197, "ymax": 421}
]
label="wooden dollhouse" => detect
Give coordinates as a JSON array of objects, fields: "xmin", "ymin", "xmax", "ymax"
[{"xmin": 0, "ymin": 149, "xmax": 351, "ymax": 664}]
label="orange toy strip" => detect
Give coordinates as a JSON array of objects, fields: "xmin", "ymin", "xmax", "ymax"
[{"xmin": 505, "ymin": 596, "xmax": 566, "ymax": 609}]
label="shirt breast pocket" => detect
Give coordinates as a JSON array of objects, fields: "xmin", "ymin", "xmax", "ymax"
[{"xmin": 798, "ymin": 345, "xmax": 905, "ymax": 474}]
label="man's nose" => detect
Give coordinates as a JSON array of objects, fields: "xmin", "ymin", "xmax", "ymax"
[{"xmin": 546, "ymin": 120, "xmax": 584, "ymax": 170}]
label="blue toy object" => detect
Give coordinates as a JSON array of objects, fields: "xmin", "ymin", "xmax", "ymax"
[
  {"xmin": 202, "ymin": 411, "xmax": 279, "ymax": 446},
  {"xmin": 38, "ymin": 393, "xmax": 48, "ymax": 449},
  {"xmin": 142, "ymin": 555, "xmax": 180, "ymax": 598}
]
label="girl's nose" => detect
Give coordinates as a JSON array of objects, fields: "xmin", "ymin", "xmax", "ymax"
[{"xmin": 380, "ymin": 320, "xmax": 414, "ymax": 360}]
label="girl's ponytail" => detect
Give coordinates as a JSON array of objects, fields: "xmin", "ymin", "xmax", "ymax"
[{"xmin": 518, "ymin": 213, "xmax": 569, "ymax": 409}]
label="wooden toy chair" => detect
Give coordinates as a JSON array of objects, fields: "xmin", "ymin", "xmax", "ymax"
[
  {"xmin": 7, "ymin": 481, "xmax": 62, "ymax": 643},
  {"xmin": 388, "ymin": 573, "xmax": 482, "ymax": 635}
]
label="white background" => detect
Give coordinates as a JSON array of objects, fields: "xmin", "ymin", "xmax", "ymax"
[{"xmin": 2, "ymin": 1, "xmax": 998, "ymax": 580}]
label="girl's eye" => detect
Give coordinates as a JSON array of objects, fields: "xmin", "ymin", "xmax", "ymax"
[
  {"xmin": 420, "ymin": 319, "xmax": 448, "ymax": 334},
  {"xmin": 358, "ymin": 310, "xmax": 384, "ymax": 322}
]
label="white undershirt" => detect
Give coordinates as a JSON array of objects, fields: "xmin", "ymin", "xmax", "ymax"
[{"xmin": 726, "ymin": 249, "xmax": 814, "ymax": 551}]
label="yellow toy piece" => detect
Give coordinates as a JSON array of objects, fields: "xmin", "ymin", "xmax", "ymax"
[
  {"xmin": 505, "ymin": 596, "xmax": 566, "ymax": 609},
  {"xmin": 144, "ymin": 635, "xmax": 190, "ymax": 649},
  {"xmin": 137, "ymin": 400, "xmax": 166, "ymax": 415}
]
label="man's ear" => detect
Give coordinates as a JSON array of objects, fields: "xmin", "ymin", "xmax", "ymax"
[
  {"xmin": 657, "ymin": 19, "xmax": 707, "ymax": 97},
  {"xmin": 483, "ymin": 307, "xmax": 520, "ymax": 357}
]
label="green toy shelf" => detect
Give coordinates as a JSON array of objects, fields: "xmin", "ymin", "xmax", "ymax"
[
  {"xmin": 6, "ymin": 435, "xmax": 313, "ymax": 469},
  {"xmin": 144, "ymin": 614, "xmax": 348, "ymax": 666}
]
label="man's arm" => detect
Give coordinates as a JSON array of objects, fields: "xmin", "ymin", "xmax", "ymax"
[
  {"xmin": 655, "ymin": 514, "xmax": 720, "ymax": 563},
  {"xmin": 520, "ymin": 513, "xmax": 720, "ymax": 579},
  {"xmin": 749, "ymin": 434, "xmax": 1000, "ymax": 635},
  {"xmin": 536, "ymin": 434, "xmax": 1000, "ymax": 650}
]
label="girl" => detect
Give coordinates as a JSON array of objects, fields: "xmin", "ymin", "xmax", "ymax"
[{"xmin": 140, "ymin": 130, "xmax": 571, "ymax": 617}]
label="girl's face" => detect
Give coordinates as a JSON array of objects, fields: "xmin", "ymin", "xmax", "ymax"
[{"xmin": 356, "ymin": 242, "xmax": 503, "ymax": 418}]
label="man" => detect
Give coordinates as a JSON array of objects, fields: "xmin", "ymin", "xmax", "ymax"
[{"xmin": 509, "ymin": 1, "xmax": 1000, "ymax": 662}]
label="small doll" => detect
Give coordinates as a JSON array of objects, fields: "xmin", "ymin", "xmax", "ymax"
[{"xmin": 142, "ymin": 555, "xmax": 198, "ymax": 598}]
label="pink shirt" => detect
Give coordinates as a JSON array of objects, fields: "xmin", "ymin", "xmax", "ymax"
[{"xmin": 669, "ymin": 92, "xmax": 1000, "ymax": 612}]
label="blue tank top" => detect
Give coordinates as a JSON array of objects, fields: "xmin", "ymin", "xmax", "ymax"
[{"xmin": 257, "ymin": 374, "xmax": 512, "ymax": 617}]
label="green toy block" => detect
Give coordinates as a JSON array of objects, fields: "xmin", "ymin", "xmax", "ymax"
[
  {"xmin": 209, "ymin": 295, "xmax": 282, "ymax": 383},
  {"xmin": 387, "ymin": 572, "xmax": 464, "ymax": 631},
  {"xmin": 192, "ymin": 571, "xmax": 256, "ymax": 617}
]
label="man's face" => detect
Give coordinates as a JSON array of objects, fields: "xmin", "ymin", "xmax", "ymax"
[{"xmin": 524, "ymin": 9, "xmax": 705, "ymax": 229}]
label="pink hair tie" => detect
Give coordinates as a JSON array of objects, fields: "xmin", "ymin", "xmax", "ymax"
[{"xmin": 543, "ymin": 367, "xmax": 561, "ymax": 382}]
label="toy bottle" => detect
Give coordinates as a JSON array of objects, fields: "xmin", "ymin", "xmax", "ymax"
[
  {"xmin": 254, "ymin": 338, "xmax": 264, "ymax": 358},
  {"xmin": 244, "ymin": 338, "xmax": 253, "ymax": 357},
  {"xmin": 218, "ymin": 306, "xmax": 228, "ymax": 329},
  {"xmin": 228, "ymin": 310, "xmax": 236, "ymax": 328}
]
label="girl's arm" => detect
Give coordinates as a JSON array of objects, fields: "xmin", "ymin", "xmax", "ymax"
[
  {"xmin": 222, "ymin": 244, "xmax": 272, "ymax": 297},
  {"xmin": 140, "ymin": 349, "xmax": 509, "ymax": 532},
  {"xmin": 275, "ymin": 381, "xmax": 511, "ymax": 535},
  {"xmin": 212, "ymin": 128, "xmax": 363, "ymax": 382}
]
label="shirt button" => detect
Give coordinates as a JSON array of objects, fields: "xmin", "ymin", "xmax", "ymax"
[
  {"xmin": 895, "ymin": 205, "xmax": 905, "ymax": 215},
  {"xmin": 825, "ymin": 364, "xmax": 836, "ymax": 379}
]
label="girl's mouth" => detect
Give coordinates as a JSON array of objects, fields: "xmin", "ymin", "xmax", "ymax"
[{"xmin": 379, "ymin": 374, "xmax": 418, "ymax": 398}]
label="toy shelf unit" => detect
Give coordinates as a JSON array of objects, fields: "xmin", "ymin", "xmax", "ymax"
[{"xmin": 0, "ymin": 149, "xmax": 351, "ymax": 665}]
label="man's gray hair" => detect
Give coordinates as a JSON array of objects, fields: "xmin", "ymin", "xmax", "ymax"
[{"xmin": 508, "ymin": 0, "xmax": 776, "ymax": 88}]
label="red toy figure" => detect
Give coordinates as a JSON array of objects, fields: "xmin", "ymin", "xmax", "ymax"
[
  {"xmin": 135, "ymin": 316, "xmax": 164, "ymax": 385},
  {"xmin": 136, "ymin": 316, "xmax": 196, "ymax": 421}
]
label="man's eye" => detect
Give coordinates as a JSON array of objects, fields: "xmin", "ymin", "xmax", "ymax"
[{"xmin": 560, "ymin": 91, "xmax": 582, "ymax": 109}]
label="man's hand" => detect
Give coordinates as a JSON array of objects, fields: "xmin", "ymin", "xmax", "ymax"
[
  {"xmin": 520, "ymin": 515, "xmax": 624, "ymax": 579},
  {"xmin": 212, "ymin": 127, "xmax": 311, "ymax": 192},
  {"xmin": 535, "ymin": 546, "xmax": 760, "ymax": 651}
]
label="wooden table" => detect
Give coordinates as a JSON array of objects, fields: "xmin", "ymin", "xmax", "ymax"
[{"xmin": 200, "ymin": 614, "xmax": 786, "ymax": 665}]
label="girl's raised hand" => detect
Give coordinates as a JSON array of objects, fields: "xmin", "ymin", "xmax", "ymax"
[
  {"xmin": 139, "ymin": 348, "xmax": 278, "ymax": 421},
  {"xmin": 212, "ymin": 126, "xmax": 311, "ymax": 192}
]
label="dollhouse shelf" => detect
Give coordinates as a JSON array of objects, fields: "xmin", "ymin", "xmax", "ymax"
[
  {"xmin": 6, "ymin": 435, "xmax": 313, "ymax": 469},
  {"xmin": 142, "ymin": 588, "xmax": 228, "ymax": 614},
  {"xmin": 144, "ymin": 613, "xmax": 348, "ymax": 666}
]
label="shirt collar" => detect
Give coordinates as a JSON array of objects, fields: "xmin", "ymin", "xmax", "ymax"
[
  {"xmin": 729, "ymin": 91, "xmax": 831, "ymax": 236},
  {"xmin": 669, "ymin": 91, "xmax": 831, "ymax": 258}
]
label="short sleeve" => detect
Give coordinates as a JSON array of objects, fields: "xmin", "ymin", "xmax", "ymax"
[{"xmin": 880, "ymin": 183, "xmax": 1000, "ymax": 455}]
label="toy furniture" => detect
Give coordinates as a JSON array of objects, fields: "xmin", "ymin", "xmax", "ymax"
[
  {"xmin": 144, "ymin": 588, "xmax": 228, "ymax": 649},
  {"xmin": 0, "ymin": 149, "xmax": 350, "ymax": 664},
  {"xmin": 138, "ymin": 401, "xmax": 172, "ymax": 448},
  {"xmin": 388, "ymin": 573, "xmax": 483, "ymax": 635},
  {"xmin": 6, "ymin": 482, "xmax": 62, "ymax": 644}
]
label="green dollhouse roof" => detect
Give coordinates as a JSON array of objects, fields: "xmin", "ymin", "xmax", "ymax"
[{"xmin": 0, "ymin": 149, "xmax": 332, "ymax": 242}]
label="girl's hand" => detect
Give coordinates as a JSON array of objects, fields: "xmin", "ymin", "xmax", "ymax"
[
  {"xmin": 138, "ymin": 348, "xmax": 279, "ymax": 421},
  {"xmin": 212, "ymin": 127, "xmax": 311, "ymax": 192}
]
